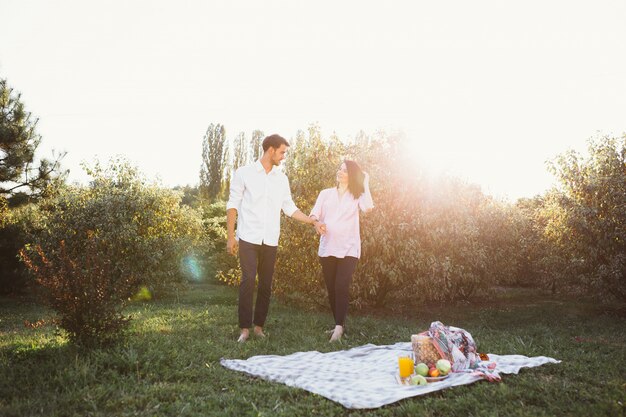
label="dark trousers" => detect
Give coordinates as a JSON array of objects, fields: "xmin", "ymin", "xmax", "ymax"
[
  {"xmin": 238, "ymin": 239, "xmax": 278, "ymax": 328},
  {"xmin": 319, "ymin": 256, "xmax": 358, "ymax": 326}
]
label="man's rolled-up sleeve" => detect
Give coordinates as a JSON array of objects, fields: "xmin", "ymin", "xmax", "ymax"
[
  {"xmin": 226, "ymin": 168, "xmax": 244, "ymax": 211},
  {"xmin": 281, "ymin": 178, "xmax": 298, "ymax": 217}
]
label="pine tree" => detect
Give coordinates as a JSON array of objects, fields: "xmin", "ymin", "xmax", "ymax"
[{"xmin": 0, "ymin": 78, "xmax": 65, "ymax": 203}]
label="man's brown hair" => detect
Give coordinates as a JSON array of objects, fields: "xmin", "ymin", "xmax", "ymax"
[{"xmin": 262, "ymin": 134, "xmax": 290, "ymax": 152}]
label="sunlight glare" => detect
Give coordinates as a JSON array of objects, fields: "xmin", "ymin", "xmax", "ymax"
[{"xmin": 181, "ymin": 255, "xmax": 203, "ymax": 282}]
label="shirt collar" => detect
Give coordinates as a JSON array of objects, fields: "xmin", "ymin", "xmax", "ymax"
[{"xmin": 255, "ymin": 159, "xmax": 279, "ymax": 175}]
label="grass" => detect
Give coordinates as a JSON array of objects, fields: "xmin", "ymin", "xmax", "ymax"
[{"xmin": 1, "ymin": 282, "xmax": 625, "ymax": 416}]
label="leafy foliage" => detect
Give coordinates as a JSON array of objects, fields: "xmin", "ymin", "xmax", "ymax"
[
  {"xmin": 198, "ymin": 200, "xmax": 238, "ymax": 282},
  {"xmin": 0, "ymin": 79, "xmax": 67, "ymax": 294},
  {"xmin": 0, "ymin": 196, "xmax": 6, "ymax": 224},
  {"xmin": 544, "ymin": 135, "xmax": 626, "ymax": 300},
  {"xmin": 216, "ymin": 126, "xmax": 527, "ymax": 306},
  {"xmin": 18, "ymin": 160, "xmax": 206, "ymax": 344},
  {"xmin": 0, "ymin": 202, "xmax": 45, "ymax": 294},
  {"xmin": 20, "ymin": 238, "xmax": 137, "ymax": 347},
  {"xmin": 210, "ymin": 126, "xmax": 625, "ymax": 305}
]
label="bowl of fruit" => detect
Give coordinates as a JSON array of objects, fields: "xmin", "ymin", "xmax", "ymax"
[
  {"xmin": 415, "ymin": 359, "xmax": 452, "ymax": 383},
  {"xmin": 397, "ymin": 358, "xmax": 453, "ymax": 386}
]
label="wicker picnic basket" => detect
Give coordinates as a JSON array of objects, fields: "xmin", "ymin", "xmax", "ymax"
[{"xmin": 411, "ymin": 334, "xmax": 442, "ymax": 367}]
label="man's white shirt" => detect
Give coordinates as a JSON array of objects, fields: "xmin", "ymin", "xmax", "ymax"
[{"xmin": 226, "ymin": 160, "xmax": 298, "ymax": 246}]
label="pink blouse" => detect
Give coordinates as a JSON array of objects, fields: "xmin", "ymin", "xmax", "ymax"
[{"xmin": 309, "ymin": 183, "xmax": 374, "ymax": 258}]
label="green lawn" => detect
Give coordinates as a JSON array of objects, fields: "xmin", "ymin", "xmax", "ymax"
[{"xmin": 1, "ymin": 282, "xmax": 624, "ymax": 416}]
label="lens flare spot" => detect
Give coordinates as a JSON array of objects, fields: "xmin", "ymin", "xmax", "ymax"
[
  {"xmin": 181, "ymin": 255, "xmax": 203, "ymax": 282},
  {"xmin": 132, "ymin": 286, "xmax": 152, "ymax": 301}
]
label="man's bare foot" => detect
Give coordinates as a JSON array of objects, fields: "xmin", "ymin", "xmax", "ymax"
[
  {"xmin": 253, "ymin": 326, "xmax": 266, "ymax": 338},
  {"xmin": 238, "ymin": 328, "xmax": 250, "ymax": 343},
  {"xmin": 329, "ymin": 325, "xmax": 343, "ymax": 342}
]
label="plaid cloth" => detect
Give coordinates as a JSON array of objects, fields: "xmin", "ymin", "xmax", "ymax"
[{"xmin": 220, "ymin": 342, "xmax": 560, "ymax": 409}]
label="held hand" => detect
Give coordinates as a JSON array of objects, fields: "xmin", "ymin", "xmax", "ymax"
[
  {"xmin": 227, "ymin": 236, "xmax": 239, "ymax": 256},
  {"xmin": 314, "ymin": 221, "xmax": 327, "ymax": 235}
]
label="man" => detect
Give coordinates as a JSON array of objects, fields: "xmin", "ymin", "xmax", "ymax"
[{"xmin": 226, "ymin": 134, "xmax": 325, "ymax": 342}]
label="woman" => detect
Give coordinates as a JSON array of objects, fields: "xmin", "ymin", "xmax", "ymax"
[{"xmin": 309, "ymin": 160, "xmax": 374, "ymax": 342}]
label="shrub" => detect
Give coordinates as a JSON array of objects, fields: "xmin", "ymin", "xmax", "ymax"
[
  {"xmin": 20, "ymin": 237, "xmax": 137, "ymax": 346},
  {"xmin": 19, "ymin": 160, "xmax": 206, "ymax": 345},
  {"xmin": 544, "ymin": 135, "xmax": 626, "ymax": 300},
  {"xmin": 27, "ymin": 160, "xmax": 206, "ymax": 297},
  {"xmin": 199, "ymin": 200, "xmax": 238, "ymax": 283},
  {"xmin": 216, "ymin": 127, "xmax": 512, "ymax": 308},
  {"xmin": 506, "ymin": 197, "xmax": 551, "ymax": 288},
  {"xmin": 0, "ymin": 202, "xmax": 46, "ymax": 294},
  {"xmin": 356, "ymin": 174, "xmax": 495, "ymax": 306},
  {"xmin": 213, "ymin": 129, "xmax": 625, "ymax": 306}
]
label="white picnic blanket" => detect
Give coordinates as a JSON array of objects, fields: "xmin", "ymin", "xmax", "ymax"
[{"xmin": 220, "ymin": 342, "xmax": 560, "ymax": 409}]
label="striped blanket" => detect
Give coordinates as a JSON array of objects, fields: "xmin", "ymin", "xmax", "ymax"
[{"xmin": 220, "ymin": 342, "xmax": 560, "ymax": 409}]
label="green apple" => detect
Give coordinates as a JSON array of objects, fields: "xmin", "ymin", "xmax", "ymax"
[
  {"xmin": 415, "ymin": 362, "xmax": 429, "ymax": 377},
  {"xmin": 410, "ymin": 375, "xmax": 428, "ymax": 386},
  {"xmin": 436, "ymin": 359, "xmax": 452, "ymax": 375}
]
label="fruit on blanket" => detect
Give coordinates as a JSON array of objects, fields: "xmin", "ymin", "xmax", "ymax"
[
  {"xmin": 415, "ymin": 363, "xmax": 429, "ymax": 377},
  {"xmin": 410, "ymin": 375, "xmax": 428, "ymax": 386},
  {"xmin": 436, "ymin": 359, "xmax": 452, "ymax": 375},
  {"xmin": 428, "ymin": 368, "xmax": 440, "ymax": 377}
]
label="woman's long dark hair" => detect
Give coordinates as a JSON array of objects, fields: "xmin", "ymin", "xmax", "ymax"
[{"xmin": 344, "ymin": 160, "xmax": 365, "ymax": 199}]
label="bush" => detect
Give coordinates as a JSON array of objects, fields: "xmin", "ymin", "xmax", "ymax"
[
  {"xmin": 506, "ymin": 197, "xmax": 551, "ymax": 288},
  {"xmin": 356, "ymin": 174, "xmax": 495, "ymax": 306},
  {"xmin": 19, "ymin": 160, "xmax": 206, "ymax": 345},
  {"xmin": 199, "ymin": 200, "xmax": 238, "ymax": 283},
  {"xmin": 0, "ymin": 202, "xmax": 45, "ymax": 294},
  {"xmin": 34, "ymin": 160, "xmax": 205, "ymax": 295},
  {"xmin": 543, "ymin": 135, "xmax": 626, "ymax": 300},
  {"xmin": 21, "ymin": 237, "xmax": 137, "ymax": 346},
  {"xmin": 213, "ymin": 127, "xmax": 626, "ymax": 308},
  {"xmin": 217, "ymin": 127, "xmax": 515, "ymax": 308}
]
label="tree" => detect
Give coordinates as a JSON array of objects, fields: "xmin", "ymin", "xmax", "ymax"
[
  {"xmin": 250, "ymin": 129, "xmax": 264, "ymax": 162},
  {"xmin": 220, "ymin": 135, "xmax": 231, "ymax": 199},
  {"xmin": 199, "ymin": 123, "xmax": 227, "ymax": 201},
  {"xmin": 232, "ymin": 131, "xmax": 249, "ymax": 171},
  {"xmin": 0, "ymin": 196, "xmax": 6, "ymax": 226},
  {"xmin": 546, "ymin": 134, "xmax": 626, "ymax": 300},
  {"xmin": 0, "ymin": 79, "xmax": 65, "ymax": 203},
  {"xmin": 172, "ymin": 184, "xmax": 200, "ymax": 207}
]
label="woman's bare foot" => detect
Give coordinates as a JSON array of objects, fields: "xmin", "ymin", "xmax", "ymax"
[{"xmin": 329, "ymin": 325, "xmax": 343, "ymax": 342}]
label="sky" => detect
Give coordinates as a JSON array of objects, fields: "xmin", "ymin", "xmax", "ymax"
[{"xmin": 1, "ymin": 0, "xmax": 625, "ymax": 200}]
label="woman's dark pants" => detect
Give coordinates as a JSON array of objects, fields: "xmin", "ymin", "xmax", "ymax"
[{"xmin": 319, "ymin": 256, "xmax": 358, "ymax": 326}]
